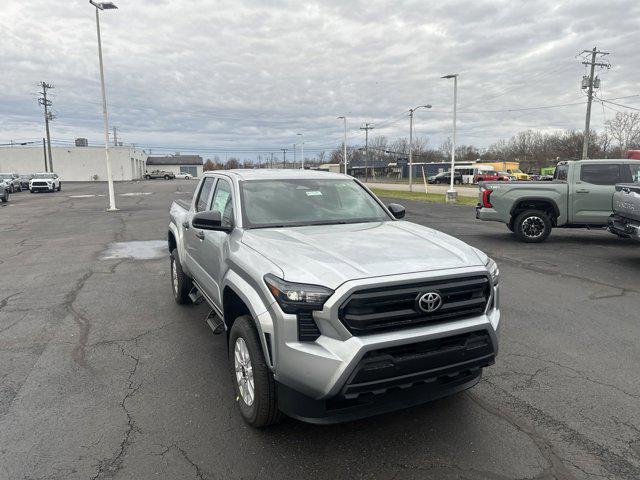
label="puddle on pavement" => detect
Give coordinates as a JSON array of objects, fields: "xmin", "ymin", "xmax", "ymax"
[{"xmin": 100, "ymin": 240, "xmax": 166, "ymax": 260}]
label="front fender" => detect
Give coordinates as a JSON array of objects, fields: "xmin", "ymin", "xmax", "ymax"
[{"xmin": 222, "ymin": 268, "xmax": 278, "ymax": 368}]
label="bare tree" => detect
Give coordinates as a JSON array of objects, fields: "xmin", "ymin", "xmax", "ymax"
[{"xmin": 606, "ymin": 112, "xmax": 640, "ymax": 153}]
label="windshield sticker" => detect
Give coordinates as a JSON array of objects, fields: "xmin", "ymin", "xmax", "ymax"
[{"xmin": 306, "ymin": 191, "xmax": 323, "ymax": 196}]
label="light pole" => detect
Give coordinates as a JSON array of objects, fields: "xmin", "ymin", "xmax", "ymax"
[
  {"xmin": 442, "ymin": 74, "xmax": 458, "ymax": 203},
  {"xmin": 408, "ymin": 104, "xmax": 432, "ymax": 192},
  {"xmin": 296, "ymin": 133, "xmax": 304, "ymax": 169},
  {"xmin": 90, "ymin": 0, "xmax": 118, "ymax": 211},
  {"xmin": 337, "ymin": 116, "xmax": 347, "ymax": 174}
]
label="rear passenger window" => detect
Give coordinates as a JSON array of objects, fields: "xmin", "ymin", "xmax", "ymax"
[
  {"xmin": 579, "ymin": 164, "xmax": 622, "ymax": 185},
  {"xmin": 555, "ymin": 164, "xmax": 568, "ymax": 181},
  {"xmin": 196, "ymin": 177, "xmax": 215, "ymax": 212}
]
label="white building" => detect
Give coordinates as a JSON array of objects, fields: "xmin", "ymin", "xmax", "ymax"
[
  {"xmin": 145, "ymin": 155, "xmax": 204, "ymax": 178},
  {"xmin": 0, "ymin": 145, "xmax": 147, "ymax": 181}
]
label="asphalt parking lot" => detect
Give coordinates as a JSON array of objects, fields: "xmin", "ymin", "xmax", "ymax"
[{"xmin": 1, "ymin": 181, "xmax": 639, "ymax": 480}]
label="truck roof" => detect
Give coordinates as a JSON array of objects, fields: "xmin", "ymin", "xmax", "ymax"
[
  {"xmin": 557, "ymin": 158, "xmax": 640, "ymax": 165},
  {"xmin": 203, "ymin": 169, "xmax": 349, "ymax": 181}
]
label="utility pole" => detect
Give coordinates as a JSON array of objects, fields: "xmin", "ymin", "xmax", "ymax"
[
  {"xmin": 270, "ymin": 152, "xmax": 274, "ymax": 168},
  {"xmin": 42, "ymin": 138, "xmax": 48, "ymax": 172},
  {"xmin": 281, "ymin": 148, "xmax": 287, "ymax": 169},
  {"xmin": 442, "ymin": 74, "xmax": 458, "ymax": 203},
  {"xmin": 113, "ymin": 126, "xmax": 118, "ymax": 146},
  {"xmin": 296, "ymin": 133, "xmax": 304, "ymax": 169},
  {"xmin": 293, "ymin": 144, "xmax": 297, "ymax": 169},
  {"xmin": 360, "ymin": 123, "xmax": 374, "ymax": 182},
  {"xmin": 579, "ymin": 47, "xmax": 610, "ymax": 159},
  {"xmin": 337, "ymin": 116, "xmax": 347, "ymax": 174},
  {"xmin": 38, "ymin": 81, "xmax": 54, "ymax": 171}
]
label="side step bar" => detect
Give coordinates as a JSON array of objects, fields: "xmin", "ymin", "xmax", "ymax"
[{"xmin": 189, "ymin": 284, "xmax": 225, "ymax": 335}]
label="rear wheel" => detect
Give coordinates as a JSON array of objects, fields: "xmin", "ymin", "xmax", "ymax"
[
  {"xmin": 57, "ymin": 182, "xmax": 62, "ymax": 191},
  {"xmin": 229, "ymin": 316, "xmax": 282, "ymax": 427},
  {"xmin": 164, "ymin": 175, "xmax": 170, "ymax": 180},
  {"xmin": 514, "ymin": 210, "xmax": 552, "ymax": 243},
  {"xmin": 170, "ymin": 248, "xmax": 192, "ymax": 304}
]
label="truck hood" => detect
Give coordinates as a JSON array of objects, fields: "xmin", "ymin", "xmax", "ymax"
[{"xmin": 241, "ymin": 221, "xmax": 485, "ymax": 290}]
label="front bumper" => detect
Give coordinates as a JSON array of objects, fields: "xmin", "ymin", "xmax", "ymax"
[
  {"xmin": 608, "ymin": 214, "xmax": 640, "ymax": 241},
  {"xmin": 269, "ymin": 267, "xmax": 500, "ymax": 422},
  {"xmin": 30, "ymin": 184, "xmax": 54, "ymax": 191}
]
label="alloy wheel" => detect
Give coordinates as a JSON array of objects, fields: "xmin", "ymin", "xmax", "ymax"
[
  {"xmin": 522, "ymin": 216, "xmax": 545, "ymax": 238},
  {"xmin": 234, "ymin": 337, "xmax": 254, "ymax": 406}
]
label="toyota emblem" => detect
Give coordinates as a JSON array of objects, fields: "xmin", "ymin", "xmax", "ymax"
[{"xmin": 417, "ymin": 292, "xmax": 443, "ymax": 313}]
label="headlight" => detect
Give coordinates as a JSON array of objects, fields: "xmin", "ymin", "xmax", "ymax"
[
  {"xmin": 486, "ymin": 257, "xmax": 499, "ymax": 284},
  {"xmin": 264, "ymin": 274, "xmax": 333, "ymax": 314}
]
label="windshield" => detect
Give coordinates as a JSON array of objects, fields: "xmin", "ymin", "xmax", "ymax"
[
  {"xmin": 0, "ymin": 174, "xmax": 13, "ymax": 179},
  {"xmin": 240, "ymin": 178, "xmax": 390, "ymax": 228},
  {"xmin": 33, "ymin": 173, "xmax": 55, "ymax": 179}
]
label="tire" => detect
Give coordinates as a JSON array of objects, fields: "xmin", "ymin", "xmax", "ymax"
[
  {"xmin": 144, "ymin": 175, "xmax": 150, "ymax": 180},
  {"xmin": 229, "ymin": 316, "xmax": 282, "ymax": 427},
  {"xmin": 514, "ymin": 210, "xmax": 552, "ymax": 243},
  {"xmin": 57, "ymin": 183, "xmax": 62, "ymax": 191},
  {"xmin": 164, "ymin": 175, "xmax": 170, "ymax": 180},
  {"xmin": 1, "ymin": 192, "xmax": 7, "ymax": 203},
  {"xmin": 170, "ymin": 248, "xmax": 192, "ymax": 304},
  {"xmin": 30, "ymin": 189, "xmax": 34, "ymax": 193}
]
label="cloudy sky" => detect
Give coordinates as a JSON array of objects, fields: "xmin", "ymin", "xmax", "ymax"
[{"xmin": 1, "ymin": 0, "xmax": 639, "ymax": 160}]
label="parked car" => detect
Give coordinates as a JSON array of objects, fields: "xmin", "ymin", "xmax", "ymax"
[
  {"xmin": 0, "ymin": 173, "xmax": 22, "ymax": 192},
  {"xmin": 0, "ymin": 179, "xmax": 9, "ymax": 203},
  {"xmin": 30, "ymin": 172, "xmax": 61, "ymax": 192},
  {"xmin": 473, "ymin": 171, "xmax": 499, "ymax": 183},
  {"xmin": 18, "ymin": 174, "xmax": 33, "ymax": 190},
  {"xmin": 428, "ymin": 171, "xmax": 463, "ymax": 185},
  {"xmin": 476, "ymin": 159, "xmax": 640, "ymax": 242},
  {"xmin": 144, "ymin": 170, "xmax": 175, "ymax": 180},
  {"xmin": 169, "ymin": 170, "xmax": 500, "ymax": 426},
  {"xmin": 608, "ymin": 182, "xmax": 640, "ymax": 241},
  {"xmin": 175, "ymin": 172, "xmax": 193, "ymax": 180}
]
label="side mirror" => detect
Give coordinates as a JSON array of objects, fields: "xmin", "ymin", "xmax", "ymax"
[
  {"xmin": 387, "ymin": 203, "xmax": 405, "ymax": 219},
  {"xmin": 192, "ymin": 210, "xmax": 232, "ymax": 232}
]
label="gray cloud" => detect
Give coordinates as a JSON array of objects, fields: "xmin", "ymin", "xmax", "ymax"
[{"xmin": 1, "ymin": 0, "xmax": 639, "ymax": 158}]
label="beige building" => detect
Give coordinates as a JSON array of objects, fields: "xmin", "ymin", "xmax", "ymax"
[
  {"xmin": 145, "ymin": 155, "xmax": 204, "ymax": 178},
  {"xmin": 0, "ymin": 145, "xmax": 146, "ymax": 181}
]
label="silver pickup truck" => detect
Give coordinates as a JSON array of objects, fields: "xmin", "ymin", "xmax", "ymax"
[
  {"xmin": 168, "ymin": 170, "xmax": 500, "ymax": 426},
  {"xmin": 476, "ymin": 159, "xmax": 640, "ymax": 242},
  {"xmin": 608, "ymin": 183, "xmax": 640, "ymax": 241}
]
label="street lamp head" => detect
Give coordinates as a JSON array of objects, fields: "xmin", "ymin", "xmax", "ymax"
[
  {"xmin": 337, "ymin": 116, "xmax": 345, "ymax": 120},
  {"xmin": 442, "ymin": 74, "xmax": 458, "ymax": 79},
  {"xmin": 90, "ymin": 1, "xmax": 118, "ymax": 10},
  {"xmin": 423, "ymin": 104, "xmax": 432, "ymax": 109}
]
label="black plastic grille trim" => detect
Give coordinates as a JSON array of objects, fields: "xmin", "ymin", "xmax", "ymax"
[
  {"xmin": 297, "ymin": 312, "xmax": 321, "ymax": 342},
  {"xmin": 339, "ymin": 275, "xmax": 490, "ymax": 335},
  {"xmin": 342, "ymin": 330, "xmax": 494, "ymax": 399}
]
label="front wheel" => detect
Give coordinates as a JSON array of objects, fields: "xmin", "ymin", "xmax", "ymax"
[
  {"xmin": 164, "ymin": 175, "xmax": 170, "ymax": 180},
  {"xmin": 57, "ymin": 183, "xmax": 62, "ymax": 191},
  {"xmin": 229, "ymin": 316, "xmax": 282, "ymax": 427},
  {"xmin": 514, "ymin": 210, "xmax": 552, "ymax": 243},
  {"xmin": 170, "ymin": 248, "xmax": 192, "ymax": 304},
  {"xmin": 1, "ymin": 192, "xmax": 7, "ymax": 203}
]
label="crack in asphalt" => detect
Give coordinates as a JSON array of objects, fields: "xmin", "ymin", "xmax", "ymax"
[
  {"xmin": 477, "ymin": 379, "xmax": 640, "ymax": 479},
  {"xmin": 0, "ymin": 292, "xmax": 22, "ymax": 311},
  {"xmin": 500, "ymin": 350, "xmax": 640, "ymax": 401},
  {"xmin": 0, "ymin": 240, "xmax": 42, "ymax": 265},
  {"xmin": 157, "ymin": 444, "xmax": 209, "ymax": 480},
  {"xmin": 490, "ymin": 253, "xmax": 639, "ymax": 297},
  {"xmin": 466, "ymin": 391, "xmax": 577, "ymax": 480},
  {"xmin": 64, "ymin": 260, "xmax": 125, "ymax": 368},
  {"xmin": 91, "ymin": 344, "xmax": 141, "ymax": 479}
]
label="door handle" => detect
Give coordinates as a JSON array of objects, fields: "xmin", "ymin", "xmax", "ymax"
[
  {"xmin": 182, "ymin": 221, "xmax": 190, "ymax": 229},
  {"xmin": 195, "ymin": 230, "xmax": 205, "ymax": 240},
  {"xmin": 576, "ymin": 189, "xmax": 589, "ymax": 193}
]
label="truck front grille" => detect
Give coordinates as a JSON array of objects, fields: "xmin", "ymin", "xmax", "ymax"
[
  {"xmin": 338, "ymin": 275, "xmax": 490, "ymax": 335},
  {"xmin": 32, "ymin": 181, "xmax": 48, "ymax": 187},
  {"xmin": 341, "ymin": 330, "xmax": 494, "ymax": 399}
]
